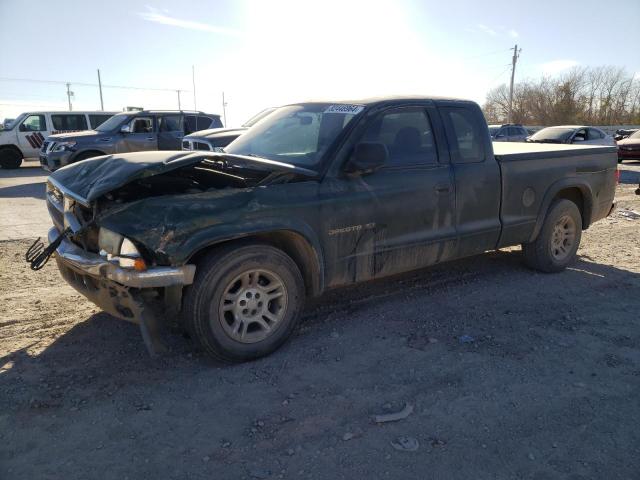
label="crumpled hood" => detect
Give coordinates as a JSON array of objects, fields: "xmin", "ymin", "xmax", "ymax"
[
  {"xmin": 49, "ymin": 150, "xmax": 316, "ymax": 205},
  {"xmin": 49, "ymin": 130, "xmax": 102, "ymax": 141}
]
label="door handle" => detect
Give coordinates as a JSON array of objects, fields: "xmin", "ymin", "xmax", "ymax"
[
  {"xmin": 146, "ymin": 137, "xmax": 154, "ymax": 141},
  {"xmin": 434, "ymin": 184, "xmax": 452, "ymax": 194}
]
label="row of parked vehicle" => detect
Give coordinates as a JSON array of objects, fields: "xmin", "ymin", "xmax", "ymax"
[{"xmin": 2, "ymin": 110, "xmax": 637, "ymax": 171}]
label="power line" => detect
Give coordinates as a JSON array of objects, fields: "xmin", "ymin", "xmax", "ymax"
[{"xmin": 0, "ymin": 76, "xmax": 191, "ymax": 93}]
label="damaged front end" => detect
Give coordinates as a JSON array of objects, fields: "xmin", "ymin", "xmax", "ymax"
[{"xmin": 31, "ymin": 151, "xmax": 315, "ymax": 355}]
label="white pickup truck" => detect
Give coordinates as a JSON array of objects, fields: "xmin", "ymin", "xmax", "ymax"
[{"xmin": 0, "ymin": 111, "xmax": 115, "ymax": 168}]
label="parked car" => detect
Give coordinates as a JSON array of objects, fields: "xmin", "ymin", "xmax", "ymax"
[
  {"xmin": 40, "ymin": 110, "xmax": 222, "ymax": 171},
  {"xmin": 616, "ymin": 130, "xmax": 640, "ymax": 163},
  {"xmin": 614, "ymin": 128, "xmax": 638, "ymax": 141},
  {"xmin": 527, "ymin": 125, "xmax": 616, "ymax": 146},
  {"xmin": 33, "ymin": 96, "xmax": 617, "ymax": 362},
  {"xmin": 182, "ymin": 107, "xmax": 277, "ymax": 152},
  {"xmin": 488, "ymin": 123, "xmax": 529, "ymax": 142},
  {"xmin": 0, "ymin": 111, "xmax": 116, "ymax": 169}
]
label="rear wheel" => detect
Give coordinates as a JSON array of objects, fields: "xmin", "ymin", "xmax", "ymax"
[
  {"xmin": 0, "ymin": 148, "xmax": 22, "ymax": 169},
  {"xmin": 182, "ymin": 243, "xmax": 305, "ymax": 363},
  {"xmin": 522, "ymin": 199, "xmax": 582, "ymax": 273}
]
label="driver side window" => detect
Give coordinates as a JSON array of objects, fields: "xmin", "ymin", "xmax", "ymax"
[
  {"xmin": 20, "ymin": 114, "xmax": 46, "ymax": 132},
  {"xmin": 129, "ymin": 117, "xmax": 154, "ymax": 134},
  {"xmin": 362, "ymin": 107, "xmax": 437, "ymax": 167}
]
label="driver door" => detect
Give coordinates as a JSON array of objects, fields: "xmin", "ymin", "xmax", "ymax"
[
  {"xmin": 118, "ymin": 116, "xmax": 158, "ymax": 152},
  {"xmin": 17, "ymin": 113, "xmax": 48, "ymax": 158},
  {"xmin": 320, "ymin": 105, "xmax": 457, "ymax": 287}
]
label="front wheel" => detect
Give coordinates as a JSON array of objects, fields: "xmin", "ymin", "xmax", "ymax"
[
  {"xmin": 182, "ymin": 244, "xmax": 305, "ymax": 363},
  {"xmin": 522, "ymin": 199, "xmax": 582, "ymax": 273},
  {"xmin": 0, "ymin": 148, "xmax": 22, "ymax": 169}
]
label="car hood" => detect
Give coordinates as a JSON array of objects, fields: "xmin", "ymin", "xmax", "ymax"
[
  {"xmin": 48, "ymin": 130, "xmax": 102, "ymax": 141},
  {"xmin": 184, "ymin": 127, "xmax": 247, "ymax": 140},
  {"xmin": 617, "ymin": 137, "xmax": 640, "ymax": 147},
  {"xmin": 49, "ymin": 150, "xmax": 317, "ymax": 206}
]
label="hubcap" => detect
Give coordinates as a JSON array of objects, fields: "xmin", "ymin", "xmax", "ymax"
[
  {"xmin": 218, "ymin": 269, "xmax": 287, "ymax": 343},
  {"xmin": 550, "ymin": 215, "xmax": 576, "ymax": 261}
]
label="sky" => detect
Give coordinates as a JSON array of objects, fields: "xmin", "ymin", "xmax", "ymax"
[{"xmin": 1, "ymin": 0, "xmax": 639, "ymax": 126}]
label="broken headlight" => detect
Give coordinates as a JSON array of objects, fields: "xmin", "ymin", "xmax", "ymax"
[{"xmin": 98, "ymin": 228, "xmax": 146, "ymax": 270}]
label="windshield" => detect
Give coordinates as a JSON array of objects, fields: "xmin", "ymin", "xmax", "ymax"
[
  {"xmin": 530, "ymin": 127, "xmax": 575, "ymax": 142},
  {"xmin": 488, "ymin": 126, "xmax": 500, "ymax": 136},
  {"xmin": 242, "ymin": 107, "xmax": 278, "ymax": 128},
  {"xmin": 95, "ymin": 113, "xmax": 130, "ymax": 132},
  {"xmin": 224, "ymin": 103, "xmax": 364, "ymax": 166}
]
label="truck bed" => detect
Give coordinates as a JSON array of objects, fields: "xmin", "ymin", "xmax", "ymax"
[{"xmin": 492, "ymin": 142, "xmax": 618, "ymax": 247}]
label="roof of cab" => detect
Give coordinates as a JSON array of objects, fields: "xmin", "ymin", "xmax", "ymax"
[{"xmin": 286, "ymin": 95, "xmax": 477, "ymax": 107}]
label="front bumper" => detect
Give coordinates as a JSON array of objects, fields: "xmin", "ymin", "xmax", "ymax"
[
  {"xmin": 41, "ymin": 150, "xmax": 73, "ymax": 171},
  {"xmin": 50, "ymin": 227, "xmax": 195, "ymax": 322}
]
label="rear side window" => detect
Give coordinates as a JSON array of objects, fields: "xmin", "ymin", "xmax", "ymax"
[
  {"xmin": 588, "ymin": 128, "xmax": 604, "ymax": 140},
  {"xmin": 185, "ymin": 116, "xmax": 220, "ymax": 134},
  {"xmin": 362, "ymin": 107, "xmax": 438, "ymax": 167},
  {"xmin": 89, "ymin": 114, "xmax": 113, "ymax": 129},
  {"xmin": 442, "ymin": 107, "xmax": 485, "ymax": 163},
  {"xmin": 159, "ymin": 114, "xmax": 183, "ymax": 132},
  {"xmin": 51, "ymin": 114, "xmax": 88, "ymax": 131}
]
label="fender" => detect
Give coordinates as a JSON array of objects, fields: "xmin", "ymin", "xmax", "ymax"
[
  {"xmin": 529, "ymin": 177, "xmax": 594, "ymax": 242},
  {"xmin": 180, "ymin": 218, "xmax": 326, "ymax": 294},
  {"xmin": 70, "ymin": 149, "xmax": 107, "ymax": 161}
]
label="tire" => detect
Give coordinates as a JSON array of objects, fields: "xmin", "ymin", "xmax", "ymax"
[
  {"xmin": 182, "ymin": 243, "xmax": 305, "ymax": 363},
  {"xmin": 0, "ymin": 148, "xmax": 23, "ymax": 169},
  {"xmin": 522, "ymin": 199, "xmax": 582, "ymax": 273}
]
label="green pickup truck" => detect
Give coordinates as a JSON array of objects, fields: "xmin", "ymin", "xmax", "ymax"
[{"xmin": 33, "ymin": 96, "xmax": 618, "ymax": 362}]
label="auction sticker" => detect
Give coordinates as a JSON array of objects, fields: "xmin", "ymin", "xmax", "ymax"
[{"xmin": 324, "ymin": 104, "xmax": 365, "ymax": 115}]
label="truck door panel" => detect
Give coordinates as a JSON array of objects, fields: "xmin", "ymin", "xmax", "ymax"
[
  {"xmin": 158, "ymin": 114, "xmax": 184, "ymax": 150},
  {"xmin": 439, "ymin": 105, "xmax": 501, "ymax": 257},
  {"xmin": 320, "ymin": 106, "xmax": 456, "ymax": 286}
]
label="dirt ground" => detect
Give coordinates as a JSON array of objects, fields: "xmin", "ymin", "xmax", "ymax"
[{"xmin": 1, "ymin": 165, "xmax": 639, "ymax": 480}]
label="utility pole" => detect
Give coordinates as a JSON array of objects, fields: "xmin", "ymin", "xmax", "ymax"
[
  {"xmin": 507, "ymin": 44, "xmax": 521, "ymax": 123},
  {"xmin": 66, "ymin": 83, "xmax": 73, "ymax": 111},
  {"xmin": 222, "ymin": 91, "xmax": 227, "ymax": 126},
  {"xmin": 97, "ymin": 69, "xmax": 104, "ymax": 111},
  {"xmin": 176, "ymin": 90, "xmax": 182, "ymax": 110},
  {"xmin": 192, "ymin": 65, "xmax": 197, "ymax": 111}
]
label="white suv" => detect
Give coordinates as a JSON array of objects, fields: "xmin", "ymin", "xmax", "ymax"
[{"xmin": 0, "ymin": 111, "xmax": 115, "ymax": 168}]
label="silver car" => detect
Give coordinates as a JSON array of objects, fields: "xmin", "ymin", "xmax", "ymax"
[
  {"xmin": 527, "ymin": 125, "xmax": 616, "ymax": 146},
  {"xmin": 489, "ymin": 124, "xmax": 529, "ymax": 142}
]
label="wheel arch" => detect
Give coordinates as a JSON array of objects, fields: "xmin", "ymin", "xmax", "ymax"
[
  {"xmin": 0, "ymin": 144, "xmax": 24, "ymax": 157},
  {"xmin": 529, "ymin": 179, "xmax": 593, "ymax": 242},
  {"xmin": 186, "ymin": 229, "xmax": 325, "ymax": 297},
  {"xmin": 71, "ymin": 149, "xmax": 107, "ymax": 162}
]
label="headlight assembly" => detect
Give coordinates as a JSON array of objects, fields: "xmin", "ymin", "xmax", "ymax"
[
  {"xmin": 52, "ymin": 141, "xmax": 77, "ymax": 152},
  {"xmin": 98, "ymin": 228, "xmax": 147, "ymax": 271}
]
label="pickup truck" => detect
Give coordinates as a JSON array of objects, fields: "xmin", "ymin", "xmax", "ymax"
[{"xmin": 32, "ymin": 96, "xmax": 618, "ymax": 362}]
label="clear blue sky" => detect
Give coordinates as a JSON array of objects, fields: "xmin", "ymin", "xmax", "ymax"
[{"xmin": 1, "ymin": 0, "xmax": 638, "ymax": 125}]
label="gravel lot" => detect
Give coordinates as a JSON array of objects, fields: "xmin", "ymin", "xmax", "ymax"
[{"xmin": 1, "ymin": 163, "xmax": 639, "ymax": 479}]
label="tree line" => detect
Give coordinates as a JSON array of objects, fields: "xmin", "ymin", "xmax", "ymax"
[{"xmin": 483, "ymin": 66, "xmax": 640, "ymax": 125}]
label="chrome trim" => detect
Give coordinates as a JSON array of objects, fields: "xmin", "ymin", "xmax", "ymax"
[
  {"xmin": 48, "ymin": 177, "xmax": 92, "ymax": 207},
  {"xmin": 49, "ymin": 227, "xmax": 196, "ymax": 288}
]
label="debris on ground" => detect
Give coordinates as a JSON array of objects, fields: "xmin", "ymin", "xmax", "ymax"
[
  {"xmin": 390, "ymin": 436, "xmax": 420, "ymax": 452},
  {"xmin": 373, "ymin": 403, "xmax": 414, "ymax": 423},
  {"xmin": 617, "ymin": 209, "xmax": 640, "ymax": 220}
]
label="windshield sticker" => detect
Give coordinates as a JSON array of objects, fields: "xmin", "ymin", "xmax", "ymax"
[{"xmin": 324, "ymin": 104, "xmax": 365, "ymax": 115}]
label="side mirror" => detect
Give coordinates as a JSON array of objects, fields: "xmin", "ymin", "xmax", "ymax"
[
  {"xmin": 345, "ymin": 142, "xmax": 387, "ymax": 175},
  {"xmin": 120, "ymin": 124, "xmax": 131, "ymax": 134}
]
